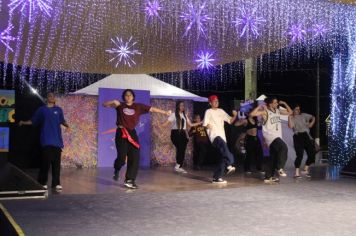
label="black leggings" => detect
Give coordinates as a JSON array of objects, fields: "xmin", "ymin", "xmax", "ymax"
[
  {"xmin": 244, "ymin": 135, "xmax": 263, "ymax": 171},
  {"xmin": 171, "ymin": 130, "xmax": 189, "ymax": 167},
  {"xmin": 114, "ymin": 128, "xmax": 140, "ymax": 181},
  {"xmin": 293, "ymin": 132, "xmax": 315, "ymax": 168},
  {"xmin": 38, "ymin": 146, "xmax": 62, "ymax": 186}
]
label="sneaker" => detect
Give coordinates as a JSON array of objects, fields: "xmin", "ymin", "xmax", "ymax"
[
  {"xmin": 245, "ymin": 171, "xmax": 252, "ymax": 175},
  {"xmin": 212, "ymin": 178, "xmax": 227, "ymax": 184},
  {"xmin": 174, "ymin": 164, "xmax": 187, "ymax": 174},
  {"xmin": 43, "ymin": 185, "xmax": 48, "ymax": 190},
  {"xmin": 294, "ymin": 175, "xmax": 302, "ymax": 179},
  {"xmin": 271, "ymin": 177, "xmax": 279, "ymax": 182},
  {"xmin": 113, "ymin": 170, "xmax": 119, "ymax": 181},
  {"xmin": 124, "ymin": 180, "xmax": 138, "ymax": 189},
  {"xmin": 226, "ymin": 165, "xmax": 236, "ymax": 175},
  {"xmin": 55, "ymin": 185, "xmax": 63, "ymax": 191},
  {"xmin": 264, "ymin": 178, "xmax": 274, "ymax": 184},
  {"xmin": 259, "ymin": 171, "xmax": 266, "ymax": 175},
  {"xmin": 301, "ymin": 171, "xmax": 311, "ymax": 178},
  {"xmin": 278, "ymin": 169, "xmax": 287, "ymax": 177}
]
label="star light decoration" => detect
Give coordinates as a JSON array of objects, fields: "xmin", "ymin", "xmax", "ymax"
[
  {"xmin": 144, "ymin": 0, "xmax": 163, "ymax": 22},
  {"xmin": 106, "ymin": 36, "xmax": 142, "ymax": 68},
  {"xmin": 8, "ymin": 0, "xmax": 52, "ymax": 22},
  {"xmin": 287, "ymin": 24, "xmax": 307, "ymax": 43},
  {"xmin": 195, "ymin": 51, "xmax": 215, "ymax": 70},
  {"xmin": 233, "ymin": 6, "xmax": 265, "ymax": 38},
  {"xmin": 311, "ymin": 23, "xmax": 328, "ymax": 38},
  {"xmin": 0, "ymin": 24, "xmax": 17, "ymax": 52},
  {"xmin": 180, "ymin": 1, "xmax": 211, "ymax": 38}
]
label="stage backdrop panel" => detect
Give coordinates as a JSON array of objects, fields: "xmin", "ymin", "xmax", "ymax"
[
  {"xmin": 57, "ymin": 95, "xmax": 98, "ymax": 168},
  {"xmin": 150, "ymin": 99, "xmax": 193, "ymax": 167},
  {"xmin": 98, "ymin": 88, "xmax": 151, "ymax": 168}
]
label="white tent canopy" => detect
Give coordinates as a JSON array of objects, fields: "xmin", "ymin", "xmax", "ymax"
[{"xmin": 74, "ymin": 74, "xmax": 207, "ymax": 102}]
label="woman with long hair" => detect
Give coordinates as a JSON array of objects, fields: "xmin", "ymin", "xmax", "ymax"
[{"xmin": 162, "ymin": 101, "xmax": 201, "ymax": 173}]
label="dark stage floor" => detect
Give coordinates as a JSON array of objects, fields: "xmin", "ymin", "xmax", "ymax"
[{"xmin": 2, "ymin": 166, "xmax": 356, "ymax": 236}]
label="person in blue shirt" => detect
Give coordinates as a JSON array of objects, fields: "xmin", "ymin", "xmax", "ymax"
[{"xmin": 19, "ymin": 93, "xmax": 70, "ymax": 191}]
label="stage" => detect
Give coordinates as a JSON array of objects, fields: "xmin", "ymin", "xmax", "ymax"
[{"xmin": 2, "ymin": 166, "xmax": 356, "ymax": 236}]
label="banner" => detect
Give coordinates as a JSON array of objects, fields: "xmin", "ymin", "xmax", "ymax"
[
  {"xmin": 98, "ymin": 88, "xmax": 151, "ymax": 168},
  {"xmin": 0, "ymin": 90, "xmax": 15, "ymax": 123}
]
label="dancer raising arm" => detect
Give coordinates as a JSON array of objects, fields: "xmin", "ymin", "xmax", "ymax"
[{"xmin": 103, "ymin": 89, "xmax": 171, "ymax": 189}]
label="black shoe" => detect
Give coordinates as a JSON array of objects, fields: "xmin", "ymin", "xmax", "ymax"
[
  {"xmin": 124, "ymin": 180, "xmax": 138, "ymax": 189},
  {"xmin": 113, "ymin": 170, "xmax": 119, "ymax": 181}
]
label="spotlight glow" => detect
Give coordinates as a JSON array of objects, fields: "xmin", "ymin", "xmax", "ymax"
[
  {"xmin": 287, "ymin": 24, "xmax": 307, "ymax": 43},
  {"xmin": 8, "ymin": 0, "xmax": 52, "ymax": 22},
  {"xmin": 144, "ymin": 0, "xmax": 163, "ymax": 22},
  {"xmin": 311, "ymin": 23, "xmax": 328, "ymax": 38},
  {"xmin": 106, "ymin": 36, "xmax": 142, "ymax": 68}
]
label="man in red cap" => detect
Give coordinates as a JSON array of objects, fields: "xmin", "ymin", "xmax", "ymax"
[{"xmin": 203, "ymin": 95, "xmax": 238, "ymax": 183}]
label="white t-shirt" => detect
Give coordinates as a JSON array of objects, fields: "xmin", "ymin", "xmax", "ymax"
[
  {"xmin": 262, "ymin": 108, "xmax": 282, "ymax": 146},
  {"xmin": 168, "ymin": 113, "xmax": 188, "ymax": 130},
  {"xmin": 203, "ymin": 108, "xmax": 231, "ymax": 143}
]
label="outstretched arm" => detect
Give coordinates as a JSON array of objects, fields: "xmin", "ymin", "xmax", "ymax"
[
  {"xmin": 230, "ymin": 110, "xmax": 238, "ymax": 124},
  {"xmin": 308, "ymin": 115, "xmax": 316, "ymax": 128},
  {"xmin": 279, "ymin": 101, "xmax": 293, "ymax": 115},
  {"xmin": 102, "ymin": 100, "xmax": 120, "ymax": 108},
  {"xmin": 288, "ymin": 115, "xmax": 294, "ymax": 129},
  {"xmin": 150, "ymin": 107, "xmax": 171, "ymax": 116},
  {"xmin": 19, "ymin": 120, "xmax": 33, "ymax": 126}
]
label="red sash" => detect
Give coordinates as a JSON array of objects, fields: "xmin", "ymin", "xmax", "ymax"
[{"xmin": 121, "ymin": 128, "xmax": 140, "ymax": 149}]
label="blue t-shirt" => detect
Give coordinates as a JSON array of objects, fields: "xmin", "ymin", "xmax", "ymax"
[{"xmin": 31, "ymin": 105, "xmax": 66, "ymax": 148}]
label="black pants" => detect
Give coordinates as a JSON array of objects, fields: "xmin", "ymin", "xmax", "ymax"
[
  {"xmin": 114, "ymin": 128, "xmax": 140, "ymax": 181},
  {"xmin": 212, "ymin": 137, "xmax": 235, "ymax": 179},
  {"xmin": 293, "ymin": 132, "xmax": 315, "ymax": 168},
  {"xmin": 193, "ymin": 142, "xmax": 208, "ymax": 167},
  {"xmin": 244, "ymin": 135, "xmax": 263, "ymax": 171},
  {"xmin": 265, "ymin": 138, "xmax": 288, "ymax": 178},
  {"xmin": 38, "ymin": 146, "xmax": 62, "ymax": 186},
  {"xmin": 171, "ymin": 130, "xmax": 189, "ymax": 166}
]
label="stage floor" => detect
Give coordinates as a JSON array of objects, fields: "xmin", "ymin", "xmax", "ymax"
[{"xmin": 2, "ymin": 166, "xmax": 356, "ymax": 236}]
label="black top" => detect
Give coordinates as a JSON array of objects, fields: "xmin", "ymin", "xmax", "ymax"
[{"xmin": 246, "ymin": 118, "xmax": 258, "ymax": 130}]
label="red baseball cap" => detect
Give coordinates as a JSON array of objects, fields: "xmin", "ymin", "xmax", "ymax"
[{"xmin": 208, "ymin": 95, "xmax": 218, "ymax": 102}]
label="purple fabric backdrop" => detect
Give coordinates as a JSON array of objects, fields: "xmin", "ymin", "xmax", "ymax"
[{"xmin": 98, "ymin": 88, "xmax": 151, "ymax": 168}]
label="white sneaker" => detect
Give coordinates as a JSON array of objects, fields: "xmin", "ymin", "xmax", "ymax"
[
  {"xmin": 43, "ymin": 185, "xmax": 48, "ymax": 190},
  {"xmin": 278, "ymin": 169, "xmax": 287, "ymax": 177},
  {"xmin": 212, "ymin": 178, "xmax": 227, "ymax": 184},
  {"xmin": 55, "ymin": 185, "xmax": 63, "ymax": 191},
  {"xmin": 226, "ymin": 165, "xmax": 236, "ymax": 175},
  {"xmin": 174, "ymin": 164, "xmax": 187, "ymax": 174}
]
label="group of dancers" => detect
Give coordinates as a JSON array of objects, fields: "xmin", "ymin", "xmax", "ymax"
[{"xmin": 19, "ymin": 89, "xmax": 317, "ymax": 190}]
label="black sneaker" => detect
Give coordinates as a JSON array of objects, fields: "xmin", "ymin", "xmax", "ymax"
[
  {"xmin": 124, "ymin": 180, "xmax": 138, "ymax": 189},
  {"xmin": 113, "ymin": 170, "xmax": 119, "ymax": 181}
]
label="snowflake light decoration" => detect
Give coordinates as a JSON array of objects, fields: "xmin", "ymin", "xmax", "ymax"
[
  {"xmin": 144, "ymin": 0, "xmax": 163, "ymax": 22},
  {"xmin": 0, "ymin": 24, "xmax": 17, "ymax": 52},
  {"xmin": 106, "ymin": 36, "xmax": 142, "ymax": 68},
  {"xmin": 233, "ymin": 6, "xmax": 265, "ymax": 38},
  {"xmin": 195, "ymin": 51, "xmax": 215, "ymax": 70},
  {"xmin": 8, "ymin": 0, "xmax": 53, "ymax": 22},
  {"xmin": 287, "ymin": 24, "xmax": 307, "ymax": 43},
  {"xmin": 180, "ymin": 1, "xmax": 211, "ymax": 38},
  {"xmin": 311, "ymin": 23, "xmax": 328, "ymax": 38}
]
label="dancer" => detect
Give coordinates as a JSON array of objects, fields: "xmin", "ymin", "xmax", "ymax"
[
  {"xmin": 19, "ymin": 92, "xmax": 70, "ymax": 192},
  {"xmin": 162, "ymin": 101, "xmax": 200, "ymax": 173},
  {"xmin": 288, "ymin": 104, "xmax": 316, "ymax": 178},
  {"xmin": 203, "ymin": 95, "xmax": 237, "ymax": 184},
  {"xmin": 250, "ymin": 97, "xmax": 292, "ymax": 184},
  {"xmin": 103, "ymin": 89, "xmax": 171, "ymax": 189},
  {"xmin": 189, "ymin": 114, "xmax": 209, "ymax": 170},
  {"xmin": 244, "ymin": 104, "xmax": 264, "ymax": 175}
]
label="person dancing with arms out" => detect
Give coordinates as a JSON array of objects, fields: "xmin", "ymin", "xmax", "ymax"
[
  {"xmin": 19, "ymin": 93, "xmax": 70, "ymax": 192},
  {"xmin": 288, "ymin": 104, "xmax": 316, "ymax": 178},
  {"xmin": 203, "ymin": 95, "xmax": 237, "ymax": 184},
  {"xmin": 103, "ymin": 89, "xmax": 171, "ymax": 189},
  {"xmin": 162, "ymin": 101, "xmax": 201, "ymax": 173},
  {"xmin": 250, "ymin": 97, "xmax": 292, "ymax": 184}
]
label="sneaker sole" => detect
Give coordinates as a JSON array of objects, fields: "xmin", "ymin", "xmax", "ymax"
[
  {"xmin": 124, "ymin": 183, "xmax": 137, "ymax": 189},
  {"xmin": 212, "ymin": 181, "xmax": 228, "ymax": 184},
  {"xmin": 226, "ymin": 168, "xmax": 235, "ymax": 175}
]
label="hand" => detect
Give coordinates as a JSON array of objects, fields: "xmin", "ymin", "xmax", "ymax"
[
  {"xmin": 166, "ymin": 110, "xmax": 172, "ymax": 116},
  {"xmin": 232, "ymin": 110, "xmax": 238, "ymax": 116},
  {"xmin": 206, "ymin": 124, "xmax": 212, "ymax": 130},
  {"xmin": 279, "ymin": 101, "xmax": 286, "ymax": 105}
]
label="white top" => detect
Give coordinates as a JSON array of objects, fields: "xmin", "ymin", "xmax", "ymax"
[
  {"xmin": 203, "ymin": 108, "xmax": 231, "ymax": 143},
  {"xmin": 168, "ymin": 113, "xmax": 188, "ymax": 130},
  {"xmin": 262, "ymin": 108, "xmax": 283, "ymax": 146}
]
